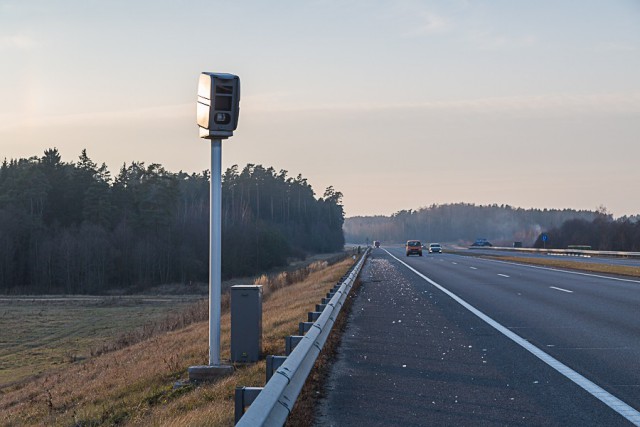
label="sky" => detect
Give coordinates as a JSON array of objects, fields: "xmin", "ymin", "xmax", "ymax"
[{"xmin": 1, "ymin": 0, "xmax": 639, "ymax": 218}]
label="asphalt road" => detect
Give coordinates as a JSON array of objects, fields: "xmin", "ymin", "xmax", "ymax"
[{"xmin": 315, "ymin": 247, "xmax": 640, "ymax": 426}]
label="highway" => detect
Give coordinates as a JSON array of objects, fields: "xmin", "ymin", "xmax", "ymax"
[{"xmin": 315, "ymin": 246, "xmax": 640, "ymax": 426}]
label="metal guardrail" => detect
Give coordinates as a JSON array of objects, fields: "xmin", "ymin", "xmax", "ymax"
[
  {"xmin": 469, "ymin": 246, "xmax": 640, "ymax": 259},
  {"xmin": 236, "ymin": 248, "xmax": 370, "ymax": 426}
]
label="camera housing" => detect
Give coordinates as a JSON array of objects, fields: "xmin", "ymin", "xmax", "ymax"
[{"xmin": 197, "ymin": 72, "xmax": 240, "ymax": 139}]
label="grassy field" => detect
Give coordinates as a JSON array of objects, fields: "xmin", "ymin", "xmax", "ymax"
[
  {"xmin": 0, "ymin": 256, "xmax": 355, "ymax": 426},
  {"xmin": 0, "ymin": 295, "xmax": 203, "ymax": 387}
]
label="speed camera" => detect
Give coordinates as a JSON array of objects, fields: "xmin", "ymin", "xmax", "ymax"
[{"xmin": 197, "ymin": 72, "xmax": 240, "ymax": 139}]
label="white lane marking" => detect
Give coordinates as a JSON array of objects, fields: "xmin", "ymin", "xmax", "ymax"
[
  {"xmin": 383, "ymin": 249, "xmax": 640, "ymax": 425},
  {"xmin": 469, "ymin": 266, "xmax": 478, "ymax": 270},
  {"xmin": 550, "ymin": 286, "xmax": 574, "ymax": 293},
  {"xmin": 498, "ymin": 274, "xmax": 510, "ymax": 278},
  {"xmin": 475, "ymin": 257, "xmax": 640, "ymax": 284},
  {"xmin": 452, "ymin": 262, "xmax": 458, "ymax": 265}
]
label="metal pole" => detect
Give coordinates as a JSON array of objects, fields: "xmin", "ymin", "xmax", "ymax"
[{"xmin": 209, "ymin": 139, "xmax": 222, "ymax": 366}]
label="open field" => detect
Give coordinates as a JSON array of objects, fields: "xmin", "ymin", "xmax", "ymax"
[
  {"xmin": 0, "ymin": 296, "xmax": 203, "ymax": 387},
  {"xmin": 0, "ymin": 251, "xmax": 350, "ymax": 389},
  {"xmin": 0, "ymin": 256, "xmax": 355, "ymax": 426}
]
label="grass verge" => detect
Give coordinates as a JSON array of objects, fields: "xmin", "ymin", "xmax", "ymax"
[{"xmin": 0, "ymin": 256, "xmax": 355, "ymax": 426}]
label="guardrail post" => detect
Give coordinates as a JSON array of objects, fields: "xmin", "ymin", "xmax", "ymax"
[
  {"xmin": 266, "ymin": 355, "xmax": 287, "ymax": 382},
  {"xmin": 299, "ymin": 321, "xmax": 314, "ymax": 335},
  {"xmin": 308, "ymin": 311, "xmax": 322, "ymax": 322},
  {"xmin": 321, "ymin": 297, "xmax": 330, "ymax": 305},
  {"xmin": 234, "ymin": 386, "xmax": 263, "ymax": 424},
  {"xmin": 315, "ymin": 304, "xmax": 327, "ymax": 312},
  {"xmin": 285, "ymin": 335, "xmax": 304, "ymax": 355}
]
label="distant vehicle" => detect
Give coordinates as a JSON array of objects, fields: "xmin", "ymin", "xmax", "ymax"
[
  {"xmin": 406, "ymin": 240, "xmax": 423, "ymax": 256},
  {"xmin": 428, "ymin": 243, "xmax": 442, "ymax": 253},
  {"xmin": 373, "ymin": 240, "xmax": 380, "ymax": 248},
  {"xmin": 513, "ymin": 241, "xmax": 523, "ymax": 248},
  {"xmin": 471, "ymin": 238, "xmax": 492, "ymax": 247}
]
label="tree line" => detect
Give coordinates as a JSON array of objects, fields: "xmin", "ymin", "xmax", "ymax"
[
  {"xmin": 0, "ymin": 149, "xmax": 345, "ymax": 294},
  {"xmin": 533, "ymin": 214, "xmax": 640, "ymax": 251},
  {"xmin": 344, "ymin": 203, "xmax": 599, "ymax": 246}
]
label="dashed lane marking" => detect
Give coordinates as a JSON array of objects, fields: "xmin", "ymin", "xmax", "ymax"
[
  {"xmin": 550, "ymin": 286, "xmax": 574, "ymax": 293},
  {"xmin": 475, "ymin": 257, "xmax": 640, "ymax": 284}
]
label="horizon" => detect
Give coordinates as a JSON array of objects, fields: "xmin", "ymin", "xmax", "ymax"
[
  {"xmin": 4, "ymin": 145, "xmax": 629, "ymax": 220},
  {"xmin": 2, "ymin": 1, "xmax": 639, "ymax": 218}
]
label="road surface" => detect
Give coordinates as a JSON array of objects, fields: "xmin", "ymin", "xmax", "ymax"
[{"xmin": 315, "ymin": 247, "xmax": 640, "ymax": 426}]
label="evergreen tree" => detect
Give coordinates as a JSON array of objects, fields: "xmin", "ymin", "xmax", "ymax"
[{"xmin": 0, "ymin": 149, "xmax": 345, "ymax": 294}]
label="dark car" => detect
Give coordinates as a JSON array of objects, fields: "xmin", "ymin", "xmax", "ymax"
[
  {"xmin": 471, "ymin": 238, "xmax": 492, "ymax": 247},
  {"xmin": 406, "ymin": 240, "xmax": 423, "ymax": 256}
]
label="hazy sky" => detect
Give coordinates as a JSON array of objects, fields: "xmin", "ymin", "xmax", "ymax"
[{"xmin": 1, "ymin": 0, "xmax": 639, "ymax": 217}]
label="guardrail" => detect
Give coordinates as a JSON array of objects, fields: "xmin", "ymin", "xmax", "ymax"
[
  {"xmin": 469, "ymin": 246, "xmax": 640, "ymax": 259},
  {"xmin": 235, "ymin": 248, "xmax": 370, "ymax": 426}
]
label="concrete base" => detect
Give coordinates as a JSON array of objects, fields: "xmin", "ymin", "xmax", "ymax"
[{"xmin": 188, "ymin": 364, "xmax": 234, "ymax": 381}]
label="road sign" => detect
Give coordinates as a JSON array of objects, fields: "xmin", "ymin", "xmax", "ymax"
[{"xmin": 542, "ymin": 234, "xmax": 548, "ymax": 242}]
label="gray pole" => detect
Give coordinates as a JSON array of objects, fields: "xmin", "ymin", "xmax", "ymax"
[
  {"xmin": 189, "ymin": 72, "xmax": 237, "ymax": 381},
  {"xmin": 210, "ymin": 139, "xmax": 222, "ymax": 366}
]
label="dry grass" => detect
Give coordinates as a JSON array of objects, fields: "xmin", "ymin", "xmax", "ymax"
[
  {"xmin": 0, "ymin": 296, "xmax": 202, "ymax": 387},
  {"xmin": 253, "ymin": 260, "xmax": 329, "ymax": 299},
  {"xmin": 0, "ymin": 257, "xmax": 355, "ymax": 427},
  {"xmin": 492, "ymin": 256, "xmax": 640, "ymax": 278},
  {"xmin": 90, "ymin": 299, "xmax": 210, "ymax": 357}
]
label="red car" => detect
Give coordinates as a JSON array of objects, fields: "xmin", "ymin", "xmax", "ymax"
[{"xmin": 405, "ymin": 240, "xmax": 422, "ymax": 256}]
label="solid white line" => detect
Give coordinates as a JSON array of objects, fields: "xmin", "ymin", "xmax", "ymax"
[
  {"xmin": 550, "ymin": 286, "xmax": 574, "ymax": 293},
  {"xmin": 383, "ymin": 249, "xmax": 640, "ymax": 425},
  {"xmin": 498, "ymin": 274, "xmax": 510, "ymax": 278}
]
